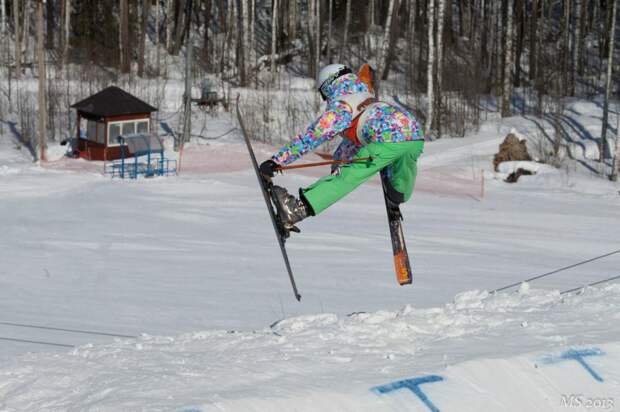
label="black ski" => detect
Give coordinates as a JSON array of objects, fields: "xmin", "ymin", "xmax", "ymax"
[
  {"xmin": 380, "ymin": 170, "xmax": 413, "ymax": 285},
  {"xmin": 236, "ymin": 100, "xmax": 302, "ymax": 301}
]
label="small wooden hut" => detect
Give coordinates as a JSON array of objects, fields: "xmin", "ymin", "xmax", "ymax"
[{"xmin": 71, "ymin": 87, "xmax": 157, "ymax": 161}]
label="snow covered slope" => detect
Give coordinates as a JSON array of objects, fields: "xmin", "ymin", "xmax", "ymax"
[
  {"xmin": 1, "ymin": 99, "xmax": 620, "ymax": 410},
  {"xmin": 1, "ymin": 285, "xmax": 618, "ymax": 411}
]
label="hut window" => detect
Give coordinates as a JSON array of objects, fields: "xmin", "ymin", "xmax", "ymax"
[
  {"xmin": 108, "ymin": 120, "xmax": 149, "ymax": 145},
  {"xmin": 109, "ymin": 123, "xmax": 121, "ymax": 145},
  {"xmin": 122, "ymin": 122, "xmax": 136, "ymax": 136},
  {"xmin": 137, "ymin": 120, "xmax": 149, "ymax": 134},
  {"xmin": 87, "ymin": 120, "xmax": 97, "ymax": 142}
]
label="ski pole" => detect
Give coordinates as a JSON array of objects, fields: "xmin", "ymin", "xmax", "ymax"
[{"xmin": 275, "ymin": 157, "xmax": 373, "ymax": 171}]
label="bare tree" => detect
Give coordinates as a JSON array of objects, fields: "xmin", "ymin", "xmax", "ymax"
[
  {"xmin": 611, "ymin": 104, "xmax": 620, "ymax": 181},
  {"xmin": 502, "ymin": 0, "xmax": 514, "ymax": 117},
  {"xmin": 427, "ymin": 0, "xmax": 435, "ymax": 135},
  {"xmin": 326, "ymin": 0, "xmax": 333, "ymax": 63},
  {"xmin": 576, "ymin": 0, "xmax": 586, "ymax": 76},
  {"xmin": 529, "ymin": 0, "xmax": 538, "ymax": 82},
  {"xmin": 138, "ymin": 0, "xmax": 150, "ymax": 77},
  {"xmin": 435, "ymin": 0, "xmax": 445, "ymax": 135},
  {"xmin": 1, "ymin": 0, "xmax": 6, "ymax": 36},
  {"xmin": 156, "ymin": 0, "xmax": 161, "ymax": 75},
  {"xmin": 600, "ymin": 0, "xmax": 616, "ymax": 163},
  {"xmin": 173, "ymin": 0, "xmax": 187, "ymax": 56},
  {"xmin": 316, "ymin": 0, "xmax": 321, "ymax": 78},
  {"xmin": 166, "ymin": 0, "xmax": 174, "ymax": 52},
  {"xmin": 241, "ymin": 0, "xmax": 250, "ymax": 85},
  {"xmin": 377, "ymin": 0, "xmax": 397, "ymax": 83},
  {"xmin": 45, "ymin": 0, "xmax": 54, "ymax": 49},
  {"xmin": 562, "ymin": 0, "xmax": 571, "ymax": 96},
  {"xmin": 250, "ymin": 0, "xmax": 256, "ymax": 80},
  {"xmin": 36, "ymin": 0, "xmax": 47, "ymax": 161},
  {"xmin": 270, "ymin": 0, "xmax": 278, "ymax": 85},
  {"xmin": 407, "ymin": 0, "xmax": 417, "ymax": 93},
  {"xmin": 22, "ymin": 0, "xmax": 31, "ymax": 66},
  {"xmin": 339, "ymin": 0, "xmax": 351, "ymax": 62},
  {"xmin": 62, "ymin": 0, "xmax": 71, "ymax": 66},
  {"xmin": 119, "ymin": 0, "xmax": 130, "ymax": 73},
  {"xmin": 288, "ymin": 0, "xmax": 297, "ymax": 40},
  {"xmin": 13, "ymin": 0, "xmax": 21, "ymax": 78}
]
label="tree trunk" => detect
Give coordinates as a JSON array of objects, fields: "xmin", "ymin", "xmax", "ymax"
[
  {"xmin": 22, "ymin": 0, "xmax": 31, "ymax": 67},
  {"xmin": 36, "ymin": 0, "xmax": 47, "ymax": 161},
  {"xmin": 501, "ymin": 0, "xmax": 513, "ymax": 117},
  {"xmin": 138, "ymin": 0, "xmax": 150, "ymax": 77},
  {"xmin": 562, "ymin": 0, "xmax": 571, "ymax": 96},
  {"xmin": 119, "ymin": 0, "xmax": 130, "ymax": 73},
  {"xmin": 481, "ymin": 0, "xmax": 489, "ymax": 71},
  {"xmin": 378, "ymin": 0, "xmax": 397, "ymax": 82},
  {"xmin": 307, "ymin": 0, "xmax": 315, "ymax": 77},
  {"xmin": 156, "ymin": 0, "xmax": 161, "ymax": 75},
  {"xmin": 13, "ymin": 0, "xmax": 21, "ymax": 78},
  {"xmin": 340, "ymin": 0, "xmax": 351, "ymax": 62},
  {"xmin": 514, "ymin": 0, "xmax": 524, "ymax": 88},
  {"xmin": 611, "ymin": 104, "xmax": 620, "ymax": 181},
  {"xmin": 271, "ymin": 0, "xmax": 278, "ymax": 85},
  {"xmin": 288, "ymin": 0, "xmax": 297, "ymax": 40},
  {"xmin": 529, "ymin": 0, "xmax": 538, "ymax": 82},
  {"xmin": 443, "ymin": 0, "xmax": 453, "ymax": 47},
  {"xmin": 600, "ymin": 0, "xmax": 616, "ymax": 163},
  {"xmin": 250, "ymin": 0, "xmax": 255, "ymax": 79},
  {"xmin": 62, "ymin": 0, "xmax": 70, "ymax": 66},
  {"xmin": 369, "ymin": 0, "xmax": 376, "ymax": 27},
  {"xmin": 166, "ymin": 0, "xmax": 174, "ymax": 52},
  {"xmin": 435, "ymin": 0, "xmax": 445, "ymax": 135},
  {"xmin": 576, "ymin": 0, "xmax": 586, "ymax": 75},
  {"xmin": 493, "ymin": 0, "xmax": 503, "ymax": 97},
  {"xmin": 1, "ymin": 0, "xmax": 5, "ymax": 36},
  {"xmin": 173, "ymin": 0, "xmax": 187, "ymax": 56},
  {"xmin": 239, "ymin": 0, "xmax": 249, "ymax": 86},
  {"xmin": 426, "ymin": 0, "xmax": 435, "ymax": 135},
  {"xmin": 327, "ymin": 0, "xmax": 333, "ymax": 63},
  {"xmin": 315, "ymin": 0, "xmax": 321, "ymax": 79},
  {"xmin": 408, "ymin": 0, "xmax": 417, "ymax": 93},
  {"xmin": 45, "ymin": 0, "xmax": 54, "ymax": 50}
]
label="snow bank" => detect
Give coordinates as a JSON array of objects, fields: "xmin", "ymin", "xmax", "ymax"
[
  {"xmin": 496, "ymin": 160, "xmax": 558, "ymax": 175},
  {"xmin": 1, "ymin": 285, "xmax": 618, "ymax": 411}
]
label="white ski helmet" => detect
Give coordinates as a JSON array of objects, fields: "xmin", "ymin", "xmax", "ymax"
[{"xmin": 317, "ymin": 64, "xmax": 352, "ymax": 100}]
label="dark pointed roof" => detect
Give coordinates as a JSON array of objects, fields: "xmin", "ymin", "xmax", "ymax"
[{"xmin": 71, "ymin": 86, "xmax": 157, "ymax": 117}]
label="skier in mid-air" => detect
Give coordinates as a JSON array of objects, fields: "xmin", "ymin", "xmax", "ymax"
[{"xmin": 259, "ymin": 64, "xmax": 425, "ymax": 233}]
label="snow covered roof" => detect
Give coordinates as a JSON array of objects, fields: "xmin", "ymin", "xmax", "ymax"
[{"xmin": 71, "ymin": 86, "xmax": 157, "ymax": 118}]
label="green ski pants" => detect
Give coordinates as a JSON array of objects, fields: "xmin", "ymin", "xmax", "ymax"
[{"xmin": 302, "ymin": 140, "xmax": 425, "ymax": 215}]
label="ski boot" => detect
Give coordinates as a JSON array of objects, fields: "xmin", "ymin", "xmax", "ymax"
[{"xmin": 270, "ymin": 186, "xmax": 311, "ymax": 236}]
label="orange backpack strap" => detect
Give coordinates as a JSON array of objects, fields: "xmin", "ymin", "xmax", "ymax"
[
  {"xmin": 340, "ymin": 95, "xmax": 378, "ymax": 146},
  {"xmin": 358, "ymin": 64, "xmax": 376, "ymax": 95}
]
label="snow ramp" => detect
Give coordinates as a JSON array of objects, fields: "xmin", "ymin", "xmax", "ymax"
[{"xmin": 0, "ymin": 285, "xmax": 619, "ymax": 411}]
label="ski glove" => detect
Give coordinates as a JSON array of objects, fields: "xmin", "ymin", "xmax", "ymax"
[{"xmin": 259, "ymin": 160, "xmax": 280, "ymax": 179}]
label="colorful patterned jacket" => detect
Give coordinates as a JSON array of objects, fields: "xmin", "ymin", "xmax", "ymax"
[{"xmin": 272, "ymin": 73, "xmax": 424, "ymax": 166}]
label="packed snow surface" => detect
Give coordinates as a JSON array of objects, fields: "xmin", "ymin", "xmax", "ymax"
[{"xmin": 0, "ymin": 286, "xmax": 619, "ymax": 411}]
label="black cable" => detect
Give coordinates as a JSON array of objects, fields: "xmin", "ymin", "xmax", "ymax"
[
  {"xmin": 491, "ymin": 249, "xmax": 620, "ymax": 294},
  {"xmin": 561, "ymin": 274, "xmax": 620, "ymax": 295},
  {"xmin": 0, "ymin": 321, "xmax": 137, "ymax": 339},
  {"xmin": 0, "ymin": 336, "xmax": 74, "ymax": 348}
]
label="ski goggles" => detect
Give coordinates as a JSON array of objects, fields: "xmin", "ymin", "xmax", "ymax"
[{"xmin": 318, "ymin": 67, "xmax": 353, "ymax": 101}]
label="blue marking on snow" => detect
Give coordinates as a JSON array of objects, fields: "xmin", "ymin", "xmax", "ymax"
[
  {"xmin": 541, "ymin": 348, "xmax": 605, "ymax": 382},
  {"xmin": 372, "ymin": 375, "xmax": 444, "ymax": 412}
]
